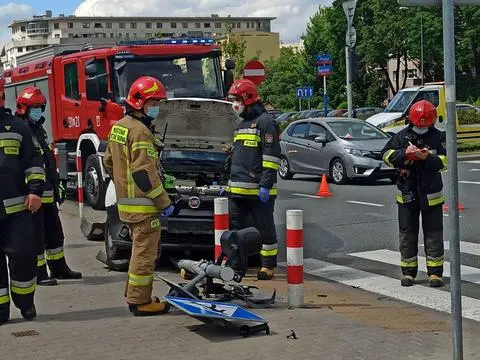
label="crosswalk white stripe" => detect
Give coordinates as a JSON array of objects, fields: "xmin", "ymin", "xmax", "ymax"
[
  {"xmin": 346, "ymin": 200, "xmax": 384, "ymax": 207},
  {"xmin": 459, "ymin": 180, "xmax": 480, "ymax": 185},
  {"xmin": 420, "ymin": 241, "xmax": 480, "ymax": 257},
  {"xmin": 350, "ymin": 249, "xmax": 480, "ymax": 284},
  {"xmin": 279, "ymin": 258, "xmax": 480, "ymax": 322},
  {"xmin": 464, "ymin": 160, "xmax": 480, "ymax": 164}
]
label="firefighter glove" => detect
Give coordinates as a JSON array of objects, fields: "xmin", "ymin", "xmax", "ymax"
[
  {"xmin": 259, "ymin": 187, "xmax": 270, "ymax": 203},
  {"xmin": 161, "ymin": 205, "xmax": 175, "ymax": 217}
]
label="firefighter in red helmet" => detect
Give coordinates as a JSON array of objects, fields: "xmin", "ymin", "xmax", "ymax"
[
  {"xmin": 16, "ymin": 86, "xmax": 82, "ymax": 286},
  {"xmin": 226, "ymin": 79, "xmax": 281, "ymax": 280},
  {"xmin": 382, "ymin": 100, "xmax": 447, "ymax": 288},
  {"xmin": 104, "ymin": 76, "xmax": 174, "ymax": 316}
]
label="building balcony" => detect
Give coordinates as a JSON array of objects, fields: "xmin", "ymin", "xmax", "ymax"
[{"xmin": 26, "ymin": 28, "xmax": 49, "ymax": 36}]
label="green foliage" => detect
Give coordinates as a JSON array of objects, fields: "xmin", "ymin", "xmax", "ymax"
[
  {"xmin": 458, "ymin": 110, "xmax": 480, "ymax": 125},
  {"xmin": 458, "ymin": 141, "xmax": 480, "ymax": 153},
  {"xmin": 221, "ymin": 23, "xmax": 247, "ymax": 80}
]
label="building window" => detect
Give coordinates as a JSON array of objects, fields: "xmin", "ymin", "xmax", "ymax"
[
  {"xmin": 83, "ymin": 23, "xmax": 90, "ymax": 28},
  {"xmin": 64, "ymin": 62, "xmax": 80, "ymax": 100},
  {"xmin": 133, "ymin": 33, "xmax": 137, "ymax": 38},
  {"xmin": 119, "ymin": 22, "xmax": 125, "ymax": 29},
  {"xmin": 170, "ymin": 22, "xmax": 177, "ymax": 28},
  {"xmin": 146, "ymin": 22, "xmax": 152, "ymax": 29},
  {"xmin": 406, "ymin": 69, "xmax": 418, "ymax": 79},
  {"xmin": 182, "ymin": 22, "xmax": 188, "ymax": 29},
  {"xmin": 131, "ymin": 22, "xmax": 137, "ymax": 29},
  {"xmin": 195, "ymin": 23, "xmax": 201, "ymax": 29},
  {"xmin": 247, "ymin": 23, "xmax": 250, "ymax": 29},
  {"xmin": 94, "ymin": 23, "xmax": 103, "ymax": 28},
  {"xmin": 145, "ymin": 33, "xmax": 152, "ymax": 38},
  {"xmin": 204, "ymin": 32, "xmax": 211, "ymax": 37},
  {"xmin": 21, "ymin": 26, "xmax": 26, "ymax": 32},
  {"xmin": 110, "ymin": 33, "xmax": 114, "ymax": 38},
  {"xmin": 54, "ymin": 23, "xmax": 60, "ymax": 29},
  {"xmin": 204, "ymin": 23, "xmax": 211, "ymax": 28},
  {"xmin": 125, "ymin": 33, "xmax": 130, "ymax": 38},
  {"xmin": 54, "ymin": 34, "xmax": 60, "ymax": 38},
  {"xmin": 156, "ymin": 22, "xmax": 163, "ymax": 28},
  {"xmin": 215, "ymin": 22, "xmax": 221, "ymax": 29},
  {"xmin": 237, "ymin": 22, "xmax": 241, "ymax": 28},
  {"xmin": 68, "ymin": 23, "xmax": 73, "ymax": 29},
  {"xmin": 106, "ymin": 22, "xmax": 112, "ymax": 29}
]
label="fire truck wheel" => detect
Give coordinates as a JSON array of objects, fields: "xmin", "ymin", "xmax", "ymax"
[{"xmin": 84, "ymin": 154, "xmax": 107, "ymax": 211}]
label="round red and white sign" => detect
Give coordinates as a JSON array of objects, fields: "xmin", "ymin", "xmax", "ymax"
[{"xmin": 243, "ymin": 60, "xmax": 266, "ymax": 85}]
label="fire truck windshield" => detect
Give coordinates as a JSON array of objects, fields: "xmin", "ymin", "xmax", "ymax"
[{"xmin": 114, "ymin": 54, "xmax": 224, "ymax": 101}]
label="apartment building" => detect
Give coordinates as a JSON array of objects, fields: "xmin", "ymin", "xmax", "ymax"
[{"xmin": 1, "ymin": 10, "xmax": 275, "ymax": 69}]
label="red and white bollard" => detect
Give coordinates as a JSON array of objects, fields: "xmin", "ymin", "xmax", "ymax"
[
  {"xmin": 286, "ymin": 209, "xmax": 304, "ymax": 308},
  {"xmin": 76, "ymin": 149, "xmax": 84, "ymax": 220},
  {"xmin": 214, "ymin": 197, "xmax": 229, "ymax": 261}
]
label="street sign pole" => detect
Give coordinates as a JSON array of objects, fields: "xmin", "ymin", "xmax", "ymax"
[
  {"xmin": 346, "ymin": 46, "xmax": 353, "ymax": 118},
  {"xmin": 442, "ymin": 1, "xmax": 463, "ymax": 359},
  {"xmin": 343, "ymin": 0, "xmax": 357, "ymax": 119},
  {"xmin": 323, "ymin": 75, "xmax": 328, "ymax": 116}
]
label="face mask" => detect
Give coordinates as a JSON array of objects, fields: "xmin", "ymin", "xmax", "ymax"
[
  {"xmin": 146, "ymin": 106, "xmax": 160, "ymax": 119},
  {"xmin": 412, "ymin": 126, "xmax": 429, "ymax": 135},
  {"xmin": 232, "ymin": 101, "xmax": 245, "ymax": 116},
  {"xmin": 29, "ymin": 108, "xmax": 43, "ymax": 123}
]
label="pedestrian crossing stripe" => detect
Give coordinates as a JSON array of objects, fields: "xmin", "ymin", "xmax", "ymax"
[
  {"xmin": 420, "ymin": 241, "xmax": 480, "ymax": 257},
  {"xmin": 350, "ymin": 249, "xmax": 480, "ymax": 285}
]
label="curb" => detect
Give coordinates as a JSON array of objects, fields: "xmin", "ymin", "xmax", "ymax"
[{"xmin": 458, "ymin": 152, "xmax": 480, "ymax": 161}]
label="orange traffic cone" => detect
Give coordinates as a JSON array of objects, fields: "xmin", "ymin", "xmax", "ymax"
[{"xmin": 316, "ymin": 174, "xmax": 333, "ymax": 197}]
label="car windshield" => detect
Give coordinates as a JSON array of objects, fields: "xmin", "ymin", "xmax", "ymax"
[
  {"xmin": 113, "ymin": 54, "xmax": 224, "ymax": 102},
  {"xmin": 161, "ymin": 150, "xmax": 227, "ymax": 168},
  {"xmin": 328, "ymin": 121, "xmax": 389, "ymax": 140},
  {"xmin": 384, "ymin": 90, "xmax": 418, "ymax": 113}
]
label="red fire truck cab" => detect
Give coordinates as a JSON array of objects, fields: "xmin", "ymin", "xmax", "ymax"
[{"xmin": 3, "ymin": 38, "xmax": 234, "ymax": 209}]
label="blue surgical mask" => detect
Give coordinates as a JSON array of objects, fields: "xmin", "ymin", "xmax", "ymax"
[
  {"xmin": 146, "ymin": 106, "xmax": 160, "ymax": 119},
  {"xmin": 412, "ymin": 126, "xmax": 429, "ymax": 135},
  {"xmin": 29, "ymin": 108, "xmax": 43, "ymax": 123}
]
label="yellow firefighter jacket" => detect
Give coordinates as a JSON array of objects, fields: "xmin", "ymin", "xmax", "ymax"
[{"xmin": 103, "ymin": 115, "xmax": 171, "ymax": 223}]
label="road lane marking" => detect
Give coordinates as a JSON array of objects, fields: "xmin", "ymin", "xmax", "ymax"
[
  {"xmin": 292, "ymin": 193, "xmax": 323, "ymax": 199},
  {"xmin": 279, "ymin": 258, "xmax": 480, "ymax": 322},
  {"xmin": 465, "ymin": 160, "xmax": 480, "ymax": 164},
  {"xmin": 420, "ymin": 241, "xmax": 480, "ymax": 257},
  {"xmin": 459, "ymin": 181, "xmax": 480, "ymax": 185},
  {"xmin": 346, "ymin": 200, "xmax": 384, "ymax": 207},
  {"xmin": 469, "ymin": 169, "xmax": 480, "ymax": 172},
  {"xmin": 350, "ymin": 249, "xmax": 480, "ymax": 284}
]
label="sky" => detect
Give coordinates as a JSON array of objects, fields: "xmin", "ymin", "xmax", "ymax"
[{"xmin": 0, "ymin": 0, "xmax": 334, "ymax": 48}]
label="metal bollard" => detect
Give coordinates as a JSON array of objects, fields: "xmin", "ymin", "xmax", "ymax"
[
  {"xmin": 214, "ymin": 197, "xmax": 229, "ymax": 261},
  {"xmin": 76, "ymin": 149, "xmax": 84, "ymax": 220},
  {"xmin": 286, "ymin": 209, "xmax": 304, "ymax": 308}
]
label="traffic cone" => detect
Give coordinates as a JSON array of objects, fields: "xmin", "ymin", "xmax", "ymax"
[
  {"xmin": 443, "ymin": 202, "xmax": 465, "ymax": 212},
  {"xmin": 316, "ymin": 174, "xmax": 333, "ymax": 197}
]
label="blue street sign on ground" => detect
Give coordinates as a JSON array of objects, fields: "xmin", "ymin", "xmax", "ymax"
[
  {"xmin": 317, "ymin": 64, "xmax": 333, "ymax": 76},
  {"xmin": 164, "ymin": 296, "xmax": 267, "ymax": 322},
  {"xmin": 296, "ymin": 86, "xmax": 314, "ymax": 99},
  {"xmin": 316, "ymin": 54, "xmax": 332, "ymax": 64}
]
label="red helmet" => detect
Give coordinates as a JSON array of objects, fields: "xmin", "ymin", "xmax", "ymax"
[
  {"xmin": 125, "ymin": 76, "xmax": 167, "ymax": 110},
  {"xmin": 0, "ymin": 77, "xmax": 4, "ymax": 108},
  {"xmin": 409, "ymin": 100, "xmax": 437, "ymax": 128},
  {"xmin": 228, "ymin": 79, "xmax": 260, "ymax": 106},
  {"xmin": 16, "ymin": 86, "xmax": 47, "ymax": 115}
]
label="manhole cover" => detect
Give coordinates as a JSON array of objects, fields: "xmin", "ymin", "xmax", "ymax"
[{"xmin": 11, "ymin": 330, "xmax": 39, "ymax": 337}]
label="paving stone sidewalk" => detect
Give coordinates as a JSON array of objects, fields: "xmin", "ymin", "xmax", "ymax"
[{"xmin": 1, "ymin": 203, "xmax": 480, "ymax": 360}]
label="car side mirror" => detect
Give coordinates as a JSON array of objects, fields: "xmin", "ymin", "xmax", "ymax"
[{"xmin": 314, "ymin": 134, "xmax": 327, "ymax": 146}]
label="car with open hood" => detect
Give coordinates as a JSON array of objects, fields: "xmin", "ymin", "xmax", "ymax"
[{"xmin": 103, "ymin": 98, "xmax": 239, "ymax": 268}]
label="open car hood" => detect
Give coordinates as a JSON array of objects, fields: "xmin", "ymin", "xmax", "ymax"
[{"xmin": 153, "ymin": 98, "xmax": 240, "ymax": 152}]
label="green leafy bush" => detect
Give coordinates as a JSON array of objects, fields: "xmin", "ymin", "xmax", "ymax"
[{"xmin": 458, "ymin": 110, "xmax": 480, "ymax": 125}]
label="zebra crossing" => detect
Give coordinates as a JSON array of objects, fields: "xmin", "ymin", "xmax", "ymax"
[{"xmin": 280, "ymin": 240, "xmax": 480, "ymax": 322}]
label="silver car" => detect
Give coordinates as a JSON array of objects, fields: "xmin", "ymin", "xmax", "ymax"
[{"xmin": 279, "ymin": 118, "xmax": 396, "ymax": 184}]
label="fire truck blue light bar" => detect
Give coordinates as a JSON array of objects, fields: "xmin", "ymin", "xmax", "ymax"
[{"xmin": 117, "ymin": 38, "xmax": 216, "ymax": 46}]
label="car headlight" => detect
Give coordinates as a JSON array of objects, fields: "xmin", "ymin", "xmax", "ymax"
[{"xmin": 345, "ymin": 149, "xmax": 372, "ymax": 157}]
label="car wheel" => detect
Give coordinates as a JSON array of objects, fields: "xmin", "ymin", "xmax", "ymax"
[
  {"xmin": 104, "ymin": 219, "xmax": 130, "ymax": 272},
  {"xmin": 84, "ymin": 154, "xmax": 107, "ymax": 210},
  {"xmin": 330, "ymin": 158, "xmax": 348, "ymax": 185},
  {"xmin": 278, "ymin": 156, "xmax": 294, "ymax": 180}
]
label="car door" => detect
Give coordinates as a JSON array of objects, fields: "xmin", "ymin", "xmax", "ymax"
[
  {"xmin": 304, "ymin": 122, "xmax": 336, "ymax": 174},
  {"xmin": 282, "ymin": 122, "xmax": 310, "ymax": 173},
  {"xmin": 59, "ymin": 60, "xmax": 82, "ymax": 138}
]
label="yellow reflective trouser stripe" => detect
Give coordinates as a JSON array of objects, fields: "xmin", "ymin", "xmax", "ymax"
[
  {"xmin": 45, "ymin": 247, "xmax": 65, "ymax": 261},
  {"xmin": 401, "ymin": 260, "xmax": 418, "ymax": 267},
  {"xmin": 226, "ymin": 187, "xmax": 278, "ymax": 196},
  {"xmin": 233, "ymin": 134, "xmax": 261, "ymax": 142},
  {"xmin": 41, "ymin": 190, "xmax": 55, "ymax": 204},
  {"xmin": 427, "ymin": 258, "xmax": 444, "ymax": 267},
  {"xmin": 0, "ymin": 139, "xmax": 20, "ymax": 147},
  {"xmin": 118, "ymin": 204, "xmax": 158, "ymax": 214},
  {"xmin": 37, "ymin": 254, "xmax": 46, "ymax": 267},
  {"xmin": 427, "ymin": 192, "xmax": 444, "ymax": 206},
  {"xmin": 383, "ymin": 149, "xmax": 395, "ymax": 168},
  {"xmin": 146, "ymin": 183, "xmax": 165, "ymax": 199},
  {"xmin": 128, "ymin": 273, "xmax": 153, "ymax": 286},
  {"xmin": 10, "ymin": 279, "xmax": 36, "ymax": 295},
  {"xmin": 0, "ymin": 288, "xmax": 9, "ymax": 304},
  {"xmin": 260, "ymin": 249, "xmax": 278, "ymax": 257},
  {"xmin": 438, "ymin": 155, "xmax": 447, "ymax": 171},
  {"xmin": 262, "ymin": 161, "xmax": 280, "ymax": 170}
]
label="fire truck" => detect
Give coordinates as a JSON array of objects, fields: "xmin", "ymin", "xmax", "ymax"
[{"xmin": 2, "ymin": 38, "xmax": 235, "ymax": 210}]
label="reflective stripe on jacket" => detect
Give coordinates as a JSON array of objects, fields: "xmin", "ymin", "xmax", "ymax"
[{"xmin": 103, "ymin": 115, "xmax": 170, "ymax": 223}]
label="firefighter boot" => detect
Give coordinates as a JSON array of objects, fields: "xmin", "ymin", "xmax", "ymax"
[
  {"xmin": 48, "ymin": 258, "xmax": 82, "ymax": 280},
  {"xmin": 401, "ymin": 275, "xmax": 415, "ymax": 287},
  {"xmin": 257, "ymin": 267, "xmax": 275, "ymax": 280},
  {"xmin": 21, "ymin": 305, "xmax": 37, "ymax": 321},
  {"xmin": 128, "ymin": 297, "xmax": 170, "ymax": 317},
  {"xmin": 429, "ymin": 275, "xmax": 444, "ymax": 288},
  {"xmin": 37, "ymin": 264, "xmax": 58, "ymax": 286}
]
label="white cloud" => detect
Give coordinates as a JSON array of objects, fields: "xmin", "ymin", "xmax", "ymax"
[
  {"xmin": 0, "ymin": 2, "xmax": 34, "ymax": 49},
  {"xmin": 75, "ymin": 0, "xmax": 332, "ymax": 43}
]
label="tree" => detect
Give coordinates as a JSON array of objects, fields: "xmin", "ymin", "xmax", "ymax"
[{"xmin": 221, "ymin": 23, "xmax": 247, "ymax": 80}]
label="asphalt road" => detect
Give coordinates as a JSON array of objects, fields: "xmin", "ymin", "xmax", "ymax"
[{"xmin": 273, "ymin": 159, "xmax": 480, "ymax": 310}]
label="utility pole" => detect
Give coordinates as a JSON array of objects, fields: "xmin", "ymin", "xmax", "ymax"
[
  {"xmin": 421, "ymin": 13, "xmax": 424, "ymax": 85},
  {"xmin": 343, "ymin": 0, "xmax": 357, "ymax": 119}
]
